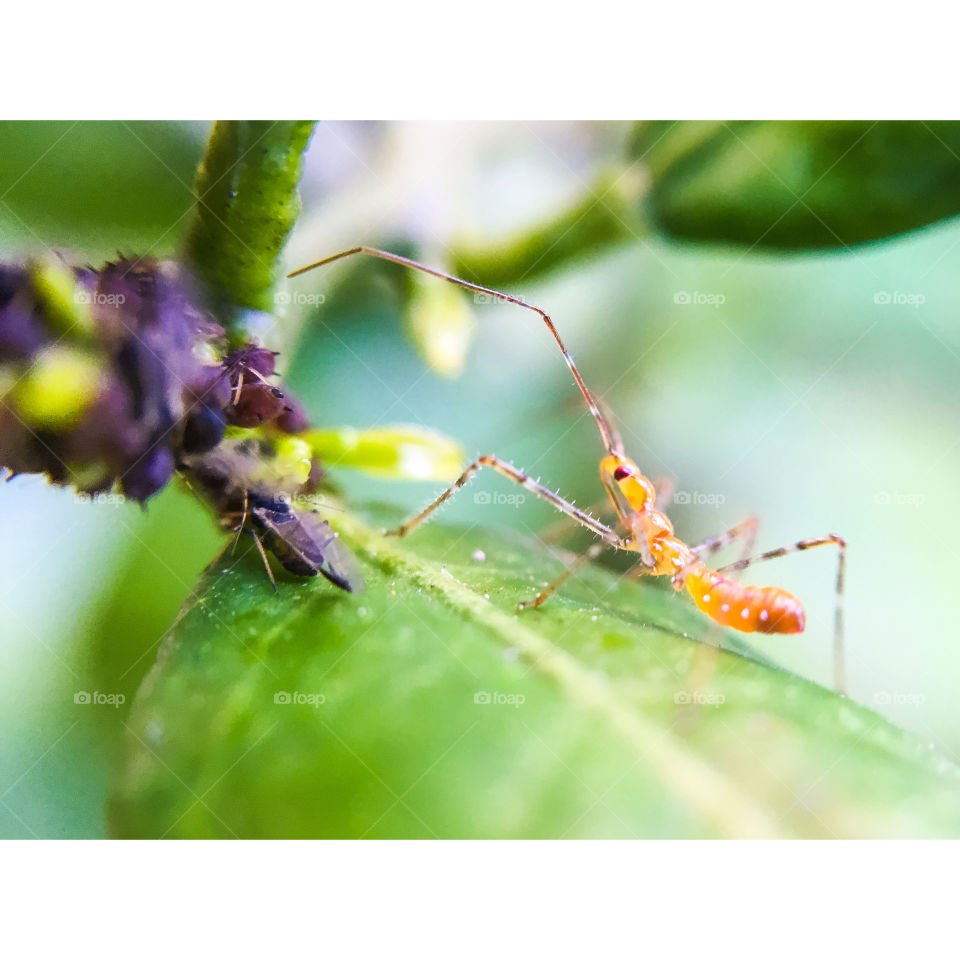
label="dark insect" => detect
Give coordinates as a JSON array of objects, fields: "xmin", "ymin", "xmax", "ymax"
[
  {"xmin": 180, "ymin": 434, "xmax": 364, "ymax": 594},
  {"xmin": 249, "ymin": 494, "xmax": 363, "ymax": 592},
  {"xmin": 221, "ymin": 343, "xmax": 310, "ymax": 432}
]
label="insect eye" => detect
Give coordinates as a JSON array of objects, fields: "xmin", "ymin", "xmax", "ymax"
[{"xmin": 613, "ymin": 465, "xmax": 633, "ymax": 481}]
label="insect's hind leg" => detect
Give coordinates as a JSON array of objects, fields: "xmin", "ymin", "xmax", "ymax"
[
  {"xmin": 718, "ymin": 534, "xmax": 848, "ymax": 693},
  {"xmin": 386, "ymin": 454, "xmax": 622, "ymax": 547}
]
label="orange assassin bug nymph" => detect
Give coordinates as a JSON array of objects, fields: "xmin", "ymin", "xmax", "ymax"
[{"xmin": 288, "ymin": 248, "xmax": 848, "ymax": 691}]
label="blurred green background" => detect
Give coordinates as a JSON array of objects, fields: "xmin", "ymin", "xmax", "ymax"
[{"xmin": 1, "ymin": 121, "xmax": 958, "ymax": 837}]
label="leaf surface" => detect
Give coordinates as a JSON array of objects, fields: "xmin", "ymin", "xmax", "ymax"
[{"xmin": 110, "ymin": 509, "xmax": 960, "ymax": 838}]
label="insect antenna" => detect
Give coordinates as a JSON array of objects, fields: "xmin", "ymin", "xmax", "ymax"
[{"xmin": 287, "ymin": 247, "xmax": 624, "ymax": 458}]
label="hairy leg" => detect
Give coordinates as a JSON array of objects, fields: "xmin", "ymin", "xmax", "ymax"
[{"xmin": 387, "ymin": 454, "xmax": 622, "ymax": 548}]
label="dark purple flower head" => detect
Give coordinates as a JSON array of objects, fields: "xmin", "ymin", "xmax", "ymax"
[
  {"xmin": 0, "ymin": 257, "xmax": 316, "ymax": 507},
  {"xmin": 0, "ymin": 264, "xmax": 48, "ymax": 360},
  {"xmin": 122, "ymin": 445, "xmax": 175, "ymax": 503},
  {"xmin": 223, "ymin": 343, "xmax": 277, "ymax": 380}
]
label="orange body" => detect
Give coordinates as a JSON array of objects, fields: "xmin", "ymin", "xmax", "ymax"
[{"xmin": 598, "ymin": 455, "xmax": 805, "ymax": 635}]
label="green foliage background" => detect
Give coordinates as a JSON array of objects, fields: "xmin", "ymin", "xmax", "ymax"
[{"xmin": 2, "ymin": 121, "xmax": 960, "ymax": 836}]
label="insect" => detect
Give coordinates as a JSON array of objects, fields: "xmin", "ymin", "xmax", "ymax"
[
  {"xmin": 181, "ymin": 434, "xmax": 364, "ymax": 594},
  {"xmin": 289, "ymin": 247, "xmax": 848, "ymax": 690}
]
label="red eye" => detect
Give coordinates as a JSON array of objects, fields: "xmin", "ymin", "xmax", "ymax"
[{"xmin": 613, "ymin": 466, "xmax": 633, "ymax": 481}]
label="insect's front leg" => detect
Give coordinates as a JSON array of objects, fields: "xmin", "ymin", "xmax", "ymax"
[{"xmin": 386, "ymin": 454, "xmax": 622, "ymax": 547}]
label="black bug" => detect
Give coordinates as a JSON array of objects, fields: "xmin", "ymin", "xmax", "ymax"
[
  {"xmin": 180, "ymin": 434, "xmax": 364, "ymax": 594},
  {"xmin": 248, "ymin": 493, "xmax": 363, "ymax": 592}
]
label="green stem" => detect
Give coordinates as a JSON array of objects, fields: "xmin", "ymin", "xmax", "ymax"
[{"xmin": 183, "ymin": 121, "xmax": 317, "ymax": 336}]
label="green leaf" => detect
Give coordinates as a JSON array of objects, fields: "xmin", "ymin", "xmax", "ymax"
[
  {"xmin": 109, "ymin": 509, "xmax": 960, "ymax": 838},
  {"xmin": 634, "ymin": 120, "xmax": 960, "ymax": 250},
  {"xmin": 451, "ymin": 168, "xmax": 646, "ymax": 286},
  {"xmin": 182, "ymin": 120, "xmax": 316, "ymax": 330}
]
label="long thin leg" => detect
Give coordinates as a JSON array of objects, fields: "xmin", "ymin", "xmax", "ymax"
[
  {"xmin": 287, "ymin": 246, "xmax": 623, "ymax": 457},
  {"xmin": 619, "ymin": 517, "xmax": 763, "ymax": 594},
  {"xmin": 536, "ymin": 475, "xmax": 681, "ymax": 597},
  {"xmin": 230, "ymin": 491, "xmax": 250, "ymax": 554},
  {"xmin": 690, "ymin": 515, "xmax": 759, "ymax": 563},
  {"xmin": 525, "ymin": 486, "xmax": 680, "ymax": 610},
  {"xmin": 537, "ymin": 476, "xmax": 674, "ymax": 547},
  {"xmin": 538, "ymin": 496, "xmax": 613, "ymax": 546},
  {"xmin": 717, "ymin": 534, "xmax": 847, "ymax": 693},
  {"xmin": 250, "ymin": 529, "xmax": 278, "ymax": 593},
  {"xmin": 517, "ymin": 540, "xmax": 609, "ymax": 611},
  {"xmin": 388, "ymin": 453, "xmax": 622, "ymax": 548}
]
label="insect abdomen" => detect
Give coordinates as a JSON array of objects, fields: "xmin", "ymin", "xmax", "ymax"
[{"xmin": 682, "ymin": 563, "xmax": 805, "ymax": 634}]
